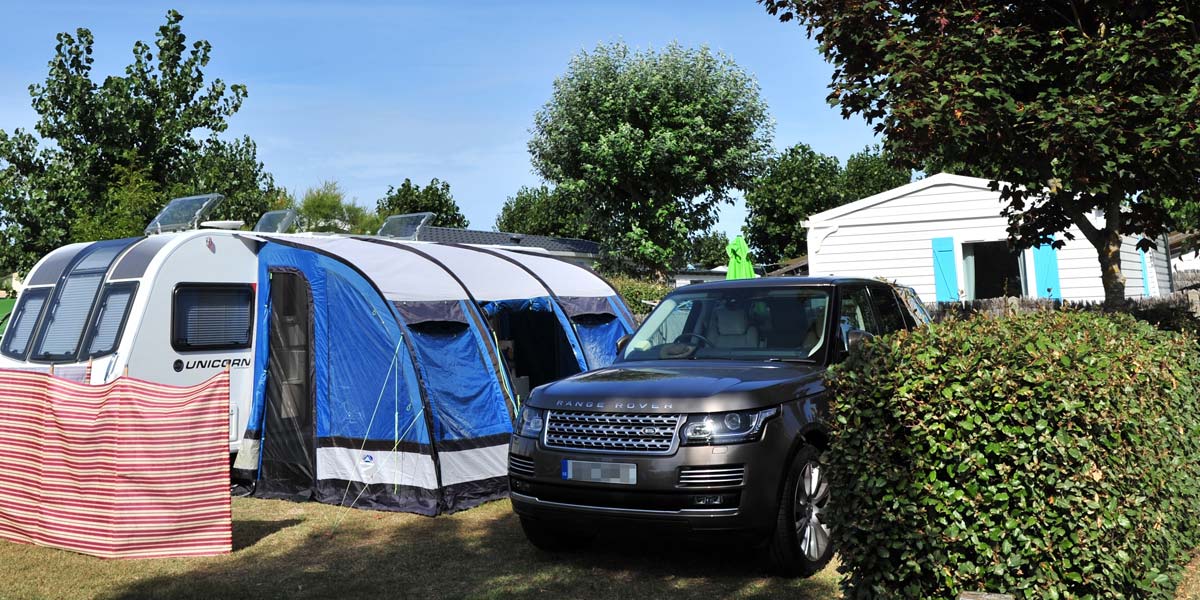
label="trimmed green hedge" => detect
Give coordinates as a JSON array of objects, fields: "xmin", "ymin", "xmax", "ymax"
[
  {"xmin": 607, "ymin": 275, "xmax": 673, "ymax": 311},
  {"xmin": 827, "ymin": 311, "xmax": 1200, "ymax": 599}
]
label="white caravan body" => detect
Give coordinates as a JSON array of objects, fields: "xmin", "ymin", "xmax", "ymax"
[{"xmin": 0, "ymin": 230, "xmax": 258, "ymax": 453}]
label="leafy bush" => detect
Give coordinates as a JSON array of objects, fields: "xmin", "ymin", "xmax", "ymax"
[
  {"xmin": 607, "ymin": 275, "xmax": 673, "ymax": 311},
  {"xmin": 827, "ymin": 311, "xmax": 1200, "ymax": 599}
]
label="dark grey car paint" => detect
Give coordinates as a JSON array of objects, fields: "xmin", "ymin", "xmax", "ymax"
[{"xmin": 509, "ymin": 278, "xmax": 914, "ymax": 538}]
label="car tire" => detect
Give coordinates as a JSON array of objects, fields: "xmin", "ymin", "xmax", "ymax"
[
  {"xmin": 768, "ymin": 444, "xmax": 834, "ymax": 577},
  {"xmin": 519, "ymin": 516, "xmax": 596, "ymax": 552}
]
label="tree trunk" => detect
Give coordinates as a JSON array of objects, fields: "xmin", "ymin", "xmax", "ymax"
[
  {"xmin": 1095, "ymin": 229, "xmax": 1127, "ymax": 308},
  {"xmin": 1068, "ymin": 195, "xmax": 1127, "ymax": 309}
]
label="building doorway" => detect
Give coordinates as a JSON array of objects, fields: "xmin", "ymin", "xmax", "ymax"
[{"xmin": 963, "ymin": 242, "xmax": 1026, "ymax": 299}]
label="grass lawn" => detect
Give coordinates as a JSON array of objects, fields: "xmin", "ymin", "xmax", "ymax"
[
  {"xmin": 0, "ymin": 298, "xmax": 14, "ymax": 335},
  {"xmin": 0, "ymin": 497, "xmax": 841, "ymax": 600}
]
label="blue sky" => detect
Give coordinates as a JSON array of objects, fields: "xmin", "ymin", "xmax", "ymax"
[{"xmin": 0, "ymin": 0, "xmax": 879, "ymax": 238}]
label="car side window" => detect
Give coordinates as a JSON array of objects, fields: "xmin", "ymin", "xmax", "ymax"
[
  {"xmin": 837, "ymin": 285, "xmax": 879, "ymax": 339},
  {"xmin": 868, "ymin": 286, "xmax": 907, "ymax": 334}
]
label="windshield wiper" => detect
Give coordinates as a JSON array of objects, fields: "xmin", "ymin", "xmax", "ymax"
[{"xmin": 764, "ymin": 357, "xmax": 815, "ymax": 364}]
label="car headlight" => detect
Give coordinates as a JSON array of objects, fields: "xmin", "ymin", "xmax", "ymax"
[
  {"xmin": 515, "ymin": 406, "xmax": 545, "ymax": 439},
  {"xmin": 681, "ymin": 407, "xmax": 779, "ymax": 445}
]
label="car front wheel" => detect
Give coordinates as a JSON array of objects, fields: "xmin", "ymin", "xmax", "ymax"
[{"xmin": 767, "ymin": 444, "xmax": 834, "ymax": 577}]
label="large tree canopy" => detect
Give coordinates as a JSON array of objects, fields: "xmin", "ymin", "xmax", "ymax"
[
  {"xmin": 493, "ymin": 185, "xmax": 593, "ymax": 240},
  {"xmin": 375, "ymin": 178, "xmax": 469, "ymax": 228},
  {"xmin": 744, "ymin": 144, "xmax": 911, "ymax": 265},
  {"xmin": 529, "ymin": 42, "xmax": 773, "ymax": 277},
  {"xmin": 0, "ymin": 10, "xmax": 275, "ymax": 273},
  {"xmin": 686, "ymin": 230, "xmax": 732, "ymax": 270},
  {"xmin": 760, "ymin": 0, "xmax": 1200, "ymax": 305}
]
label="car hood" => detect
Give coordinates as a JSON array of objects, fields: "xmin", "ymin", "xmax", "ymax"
[{"xmin": 527, "ymin": 360, "xmax": 826, "ymax": 414}]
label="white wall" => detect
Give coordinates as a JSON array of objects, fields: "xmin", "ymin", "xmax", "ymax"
[
  {"xmin": 807, "ymin": 177, "xmax": 1162, "ymax": 303},
  {"xmin": 1176, "ymin": 250, "xmax": 1200, "ymax": 273}
]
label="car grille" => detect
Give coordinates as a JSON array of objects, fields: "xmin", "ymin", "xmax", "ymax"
[
  {"xmin": 678, "ymin": 465, "xmax": 746, "ymax": 487},
  {"xmin": 544, "ymin": 411, "xmax": 683, "ymax": 454},
  {"xmin": 508, "ymin": 454, "xmax": 535, "ymax": 478}
]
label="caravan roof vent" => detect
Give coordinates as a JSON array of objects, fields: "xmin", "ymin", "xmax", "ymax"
[
  {"xmin": 144, "ymin": 194, "xmax": 225, "ymax": 235},
  {"xmin": 378, "ymin": 213, "xmax": 435, "ymax": 239},
  {"xmin": 200, "ymin": 220, "xmax": 245, "ymax": 230},
  {"xmin": 253, "ymin": 209, "xmax": 299, "ymax": 233}
]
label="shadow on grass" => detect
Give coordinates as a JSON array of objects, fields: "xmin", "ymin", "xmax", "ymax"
[
  {"xmin": 232, "ymin": 519, "xmax": 303, "ymax": 551},
  {"xmin": 105, "ymin": 500, "xmax": 840, "ymax": 600}
]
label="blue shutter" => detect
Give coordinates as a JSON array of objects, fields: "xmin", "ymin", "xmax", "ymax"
[
  {"xmin": 1139, "ymin": 248, "xmax": 1152, "ymax": 297},
  {"xmin": 1032, "ymin": 240, "xmax": 1061, "ymax": 299},
  {"xmin": 931, "ymin": 237, "xmax": 959, "ymax": 301}
]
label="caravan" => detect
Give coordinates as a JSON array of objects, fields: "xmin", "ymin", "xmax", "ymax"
[
  {"xmin": 0, "ymin": 195, "xmax": 286, "ymax": 453},
  {"xmin": 0, "ymin": 198, "xmax": 637, "ymax": 504}
]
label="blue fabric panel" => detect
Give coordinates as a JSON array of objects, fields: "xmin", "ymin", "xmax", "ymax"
[
  {"xmin": 574, "ymin": 314, "xmax": 625, "ymax": 368},
  {"xmin": 549, "ymin": 301, "xmax": 589, "ymax": 371},
  {"xmin": 324, "ymin": 270, "xmax": 428, "ymax": 445},
  {"xmin": 931, "ymin": 237, "xmax": 959, "ymax": 302},
  {"xmin": 1139, "ymin": 248, "xmax": 1152, "ymax": 297},
  {"xmin": 480, "ymin": 297, "xmax": 555, "ymax": 317},
  {"xmin": 408, "ymin": 323, "xmax": 512, "ymax": 443},
  {"xmin": 460, "ymin": 300, "xmax": 517, "ymax": 416},
  {"xmin": 606, "ymin": 295, "xmax": 636, "ymax": 333},
  {"xmin": 1032, "ymin": 239, "xmax": 1062, "ymax": 300}
]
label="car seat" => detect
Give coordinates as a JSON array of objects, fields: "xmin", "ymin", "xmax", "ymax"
[{"xmin": 708, "ymin": 305, "xmax": 759, "ymax": 348}]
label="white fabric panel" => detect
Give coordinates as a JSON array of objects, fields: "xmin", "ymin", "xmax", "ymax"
[
  {"xmin": 401, "ymin": 242, "xmax": 549, "ymax": 301},
  {"xmin": 274, "ymin": 235, "xmax": 468, "ymax": 301},
  {"xmin": 316, "ymin": 446, "xmax": 439, "ymax": 490},
  {"xmin": 438, "ymin": 444, "xmax": 509, "ymax": 486},
  {"xmin": 489, "ymin": 248, "xmax": 615, "ymax": 298},
  {"xmin": 232, "ymin": 438, "xmax": 261, "ymax": 471}
]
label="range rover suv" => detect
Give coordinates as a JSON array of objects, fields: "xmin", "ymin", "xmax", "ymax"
[{"xmin": 508, "ymin": 277, "xmax": 929, "ymax": 576}]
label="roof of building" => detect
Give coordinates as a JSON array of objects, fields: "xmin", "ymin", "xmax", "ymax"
[
  {"xmin": 804, "ymin": 173, "xmax": 993, "ymax": 225},
  {"xmin": 413, "ymin": 226, "xmax": 601, "ymax": 255},
  {"xmin": 1170, "ymin": 231, "xmax": 1199, "ymax": 255},
  {"xmin": 767, "ymin": 256, "xmax": 809, "ymax": 277}
]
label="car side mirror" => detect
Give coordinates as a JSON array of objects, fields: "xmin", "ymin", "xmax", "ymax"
[
  {"xmin": 846, "ymin": 329, "xmax": 874, "ymax": 353},
  {"xmin": 616, "ymin": 334, "xmax": 633, "ymax": 354}
]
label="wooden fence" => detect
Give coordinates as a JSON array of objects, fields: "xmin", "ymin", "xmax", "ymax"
[
  {"xmin": 1177, "ymin": 270, "xmax": 1200, "ymax": 291},
  {"xmin": 926, "ymin": 290, "xmax": 1200, "ymax": 326}
]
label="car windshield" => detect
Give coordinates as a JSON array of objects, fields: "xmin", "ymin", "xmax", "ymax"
[{"xmin": 622, "ymin": 287, "xmax": 831, "ymax": 362}]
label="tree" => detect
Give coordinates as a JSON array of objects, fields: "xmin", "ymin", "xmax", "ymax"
[
  {"xmin": 759, "ymin": 0, "xmax": 1200, "ymax": 306},
  {"xmin": 841, "ymin": 145, "xmax": 913, "ymax": 206},
  {"xmin": 743, "ymin": 144, "xmax": 909, "ymax": 266},
  {"xmin": 167, "ymin": 135, "xmax": 279, "ymax": 227},
  {"xmin": 0, "ymin": 10, "xmax": 274, "ymax": 273},
  {"xmin": 744, "ymin": 144, "xmax": 843, "ymax": 266},
  {"xmin": 686, "ymin": 231, "xmax": 731, "ymax": 270},
  {"xmin": 529, "ymin": 42, "xmax": 773, "ymax": 277},
  {"xmin": 296, "ymin": 181, "xmax": 378, "ymax": 234},
  {"xmin": 494, "ymin": 185, "xmax": 593, "ymax": 239},
  {"xmin": 375, "ymin": 178, "xmax": 468, "ymax": 228}
]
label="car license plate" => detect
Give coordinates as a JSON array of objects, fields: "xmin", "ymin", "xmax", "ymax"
[{"xmin": 562, "ymin": 460, "xmax": 636, "ymax": 485}]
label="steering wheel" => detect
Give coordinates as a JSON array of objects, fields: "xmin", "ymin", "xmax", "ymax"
[{"xmin": 674, "ymin": 332, "xmax": 712, "ymax": 347}]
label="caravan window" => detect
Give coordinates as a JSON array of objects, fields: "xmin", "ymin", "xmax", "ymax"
[
  {"xmin": 84, "ymin": 283, "xmax": 137, "ymax": 358},
  {"xmin": 172, "ymin": 284, "xmax": 254, "ymax": 351},
  {"xmin": 1, "ymin": 288, "xmax": 50, "ymax": 359},
  {"xmin": 31, "ymin": 271, "xmax": 106, "ymax": 360}
]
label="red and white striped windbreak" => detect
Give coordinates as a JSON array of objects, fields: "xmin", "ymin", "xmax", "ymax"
[{"xmin": 0, "ymin": 369, "xmax": 232, "ymax": 559}]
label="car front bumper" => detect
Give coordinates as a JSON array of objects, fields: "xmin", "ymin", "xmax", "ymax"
[{"xmin": 507, "ymin": 420, "xmax": 791, "ymax": 536}]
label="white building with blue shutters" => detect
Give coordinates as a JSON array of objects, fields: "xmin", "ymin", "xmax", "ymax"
[{"xmin": 803, "ymin": 173, "xmax": 1174, "ymax": 303}]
